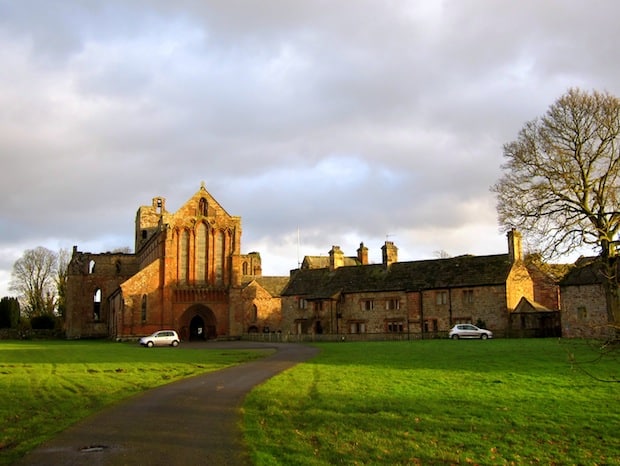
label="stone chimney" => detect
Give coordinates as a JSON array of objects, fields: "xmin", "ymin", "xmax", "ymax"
[
  {"xmin": 357, "ymin": 242, "xmax": 368, "ymax": 265},
  {"xmin": 329, "ymin": 246, "xmax": 345, "ymax": 270},
  {"xmin": 507, "ymin": 229, "xmax": 522, "ymax": 263},
  {"xmin": 382, "ymin": 241, "xmax": 398, "ymax": 267}
]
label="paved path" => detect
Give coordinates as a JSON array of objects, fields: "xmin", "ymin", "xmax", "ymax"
[{"xmin": 16, "ymin": 341, "xmax": 319, "ymax": 466}]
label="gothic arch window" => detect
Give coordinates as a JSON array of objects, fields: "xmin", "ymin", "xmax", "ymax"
[
  {"xmin": 215, "ymin": 230, "xmax": 225, "ymax": 284},
  {"xmin": 251, "ymin": 304, "xmax": 258, "ymax": 322},
  {"xmin": 115, "ymin": 260, "xmax": 121, "ymax": 274},
  {"xmin": 198, "ymin": 198, "xmax": 208, "ymax": 216},
  {"xmin": 141, "ymin": 295, "xmax": 147, "ymax": 322},
  {"xmin": 243, "ymin": 261, "xmax": 249, "ymax": 275},
  {"xmin": 93, "ymin": 288, "xmax": 102, "ymax": 321},
  {"xmin": 89, "ymin": 260, "xmax": 96, "ymax": 274},
  {"xmin": 178, "ymin": 229, "xmax": 189, "ymax": 283},
  {"xmin": 196, "ymin": 222, "xmax": 207, "ymax": 283}
]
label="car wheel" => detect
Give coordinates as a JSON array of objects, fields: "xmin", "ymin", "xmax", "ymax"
[
  {"xmin": 481, "ymin": 334, "xmax": 488, "ymax": 340},
  {"xmin": 147, "ymin": 341, "xmax": 154, "ymax": 348},
  {"xmin": 451, "ymin": 334, "xmax": 459, "ymax": 340},
  {"xmin": 171, "ymin": 340, "xmax": 179, "ymax": 347}
]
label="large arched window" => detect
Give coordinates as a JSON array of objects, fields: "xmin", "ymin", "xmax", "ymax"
[
  {"xmin": 196, "ymin": 223, "xmax": 207, "ymax": 283},
  {"xmin": 178, "ymin": 229, "xmax": 189, "ymax": 283},
  {"xmin": 215, "ymin": 230, "xmax": 224, "ymax": 284}
]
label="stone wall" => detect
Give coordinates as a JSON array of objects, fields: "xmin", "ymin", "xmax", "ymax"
[
  {"xmin": 560, "ymin": 283, "xmax": 609, "ymax": 338},
  {"xmin": 66, "ymin": 249, "xmax": 138, "ymax": 339}
]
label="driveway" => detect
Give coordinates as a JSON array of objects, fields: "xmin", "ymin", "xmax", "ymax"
[{"xmin": 16, "ymin": 341, "xmax": 319, "ymax": 466}]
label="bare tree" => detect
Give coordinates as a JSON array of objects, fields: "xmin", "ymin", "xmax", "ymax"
[
  {"xmin": 10, "ymin": 247, "xmax": 59, "ymax": 317},
  {"xmin": 56, "ymin": 248, "xmax": 71, "ymax": 318},
  {"xmin": 492, "ymin": 88, "xmax": 620, "ymax": 331},
  {"xmin": 433, "ymin": 250, "xmax": 451, "ymax": 259}
]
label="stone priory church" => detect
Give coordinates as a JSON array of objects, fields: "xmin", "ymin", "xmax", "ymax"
[{"xmin": 65, "ymin": 183, "xmax": 280, "ymax": 341}]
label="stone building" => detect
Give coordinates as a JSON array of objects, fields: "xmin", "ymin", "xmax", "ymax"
[
  {"xmin": 280, "ymin": 230, "xmax": 561, "ymax": 338},
  {"xmin": 66, "ymin": 183, "xmax": 608, "ymax": 341},
  {"xmin": 559, "ymin": 257, "xmax": 614, "ymax": 338},
  {"xmin": 65, "ymin": 184, "xmax": 283, "ymax": 340}
]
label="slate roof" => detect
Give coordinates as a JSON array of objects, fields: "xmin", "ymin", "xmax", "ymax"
[
  {"xmin": 514, "ymin": 296, "xmax": 554, "ymax": 313},
  {"xmin": 282, "ymin": 253, "xmax": 514, "ymax": 299},
  {"xmin": 254, "ymin": 276, "xmax": 290, "ymax": 297},
  {"xmin": 302, "ymin": 256, "xmax": 361, "ymax": 269},
  {"xmin": 241, "ymin": 276, "xmax": 290, "ymax": 297}
]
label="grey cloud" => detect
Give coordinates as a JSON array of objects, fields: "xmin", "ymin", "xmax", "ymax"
[{"xmin": 1, "ymin": 0, "xmax": 620, "ymax": 296}]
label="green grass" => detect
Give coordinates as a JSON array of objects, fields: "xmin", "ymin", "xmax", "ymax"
[
  {"xmin": 243, "ymin": 339, "xmax": 620, "ymax": 465},
  {"xmin": 2, "ymin": 339, "xmax": 618, "ymax": 465},
  {"xmin": 0, "ymin": 340, "xmax": 272, "ymax": 465}
]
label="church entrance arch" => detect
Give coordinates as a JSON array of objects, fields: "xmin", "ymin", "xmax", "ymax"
[
  {"xmin": 190, "ymin": 316, "xmax": 205, "ymax": 341},
  {"xmin": 181, "ymin": 304, "xmax": 217, "ymax": 341}
]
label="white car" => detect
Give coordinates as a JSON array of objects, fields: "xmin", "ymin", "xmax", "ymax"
[
  {"xmin": 139, "ymin": 330, "xmax": 180, "ymax": 347},
  {"xmin": 449, "ymin": 324, "xmax": 493, "ymax": 340}
]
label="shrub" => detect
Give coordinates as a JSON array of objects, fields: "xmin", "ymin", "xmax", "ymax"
[
  {"xmin": 0, "ymin": 296, "xmax": 20, "ymax": 328},
  {"xmin": 30, "ymin": 314, "xmax": 56, "ymax": 330}
]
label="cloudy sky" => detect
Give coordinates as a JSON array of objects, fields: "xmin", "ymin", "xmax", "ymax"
[{"xmin": 1, "ymin": 0, "xmax": 619, "ymax": 297}]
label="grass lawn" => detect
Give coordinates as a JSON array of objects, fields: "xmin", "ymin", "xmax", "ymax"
[
  {"xmin": 0, "ymin": 340, "xmax": 272, "ymax": 465},
  {"xmin": 243, "ymin": 339, "xmax": 619, "ymax": 465}
]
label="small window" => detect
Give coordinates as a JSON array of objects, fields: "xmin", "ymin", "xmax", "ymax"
[
  {"xmin": 141, "ymin": 295, "xmax": 147, "ymax": 322},
  {"xmin": 385, "ymin": 299, "xmax": 400, "ymax": 310},
  {"xmin": 314, "ymin": 301, "xmax": 323, "ymax": 311},
  {"xmin": 436, "ymin": 291, "xmax": 448, "ymax": 305},
  {"xmin": 577, "ymin": 306, "xmax": 587, "ymax": 320},
  {"xmin": 462, "ymin": 290, "xmax": 474, "ymax": 304},
  {"xmin": 453, "ymin": 317, "xmax": 472, "ymax": 325},
  {"xmin": 424, "ymin": 319, "xmax": 438, "ymax": 333},
  {"xmin": 298, "ymin": 298, "xmax": 308, "ymax": 310},
  {"xmin": 387, "ymin": 321, "xmax": 404, "ymax": 333},
  {"xmin": 199, "ymin": 198, "xmax": 208, "ymax": 216},
  {"xmin": 361, "ymin": 299, "xmax": 374, "ymax": 311},
  {"xmin": 349, "ymin": 322, "xmax": 366, "ymax": 334},
  {"xmin": 93, "ymin": 288, "xmax": 101, "ymax": 321},
  {"xmin": 142, "ymin": 230, "xmax": 147, "ymax": 239},
  {"xmin": 251, "ymin": 305, "xmax": 258, "ymax": 322},
  {"xmin": 89, "ymin": 260, "xmax": 96, "ymax": 274}
]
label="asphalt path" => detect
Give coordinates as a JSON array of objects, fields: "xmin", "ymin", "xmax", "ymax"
[{"xmin": 16, "ymin": 341, "xmax": 320, "ymax": 466}]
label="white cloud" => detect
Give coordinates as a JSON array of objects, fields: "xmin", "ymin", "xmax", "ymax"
[{"xmin": 1, "ymin": 0, "xmax": 620, "ymax": 295}]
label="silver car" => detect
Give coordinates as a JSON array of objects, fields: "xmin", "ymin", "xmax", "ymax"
[
  {"xmin": 139, "ymin": 330, "xmax": 180, "ymax": 347},
  {"xmin": 449, "ymin": 324, "xmax": 493, "ymax": 340}
]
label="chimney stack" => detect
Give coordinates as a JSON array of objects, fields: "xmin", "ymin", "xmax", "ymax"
[
  {"xmin": 382, "ymin": 241, "xmax": 398, "ymax": 267},
  {"xmin": 507, "ymin": 229, "xmax": 522, "ymax": 263},
  {"xmin": 357, "ymin": 242, "xmax": 368, "ymax": 265},
  {"xmin": 329, "ymin": 245, "xmax": 344, "ymax": 270}
]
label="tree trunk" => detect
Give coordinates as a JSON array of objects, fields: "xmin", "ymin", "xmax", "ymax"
[{"xmin": 601, "ymin": 240, "xmax": 619, "ymax": 339}]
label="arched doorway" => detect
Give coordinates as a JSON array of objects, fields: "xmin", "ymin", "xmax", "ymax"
[
  {"xmin": 182, "ymin": 304, "xmax": 217, "ymax": 341},
  {"xmin": 190, "ymin": 315, "xmax": 205, "ymax": 341}
]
